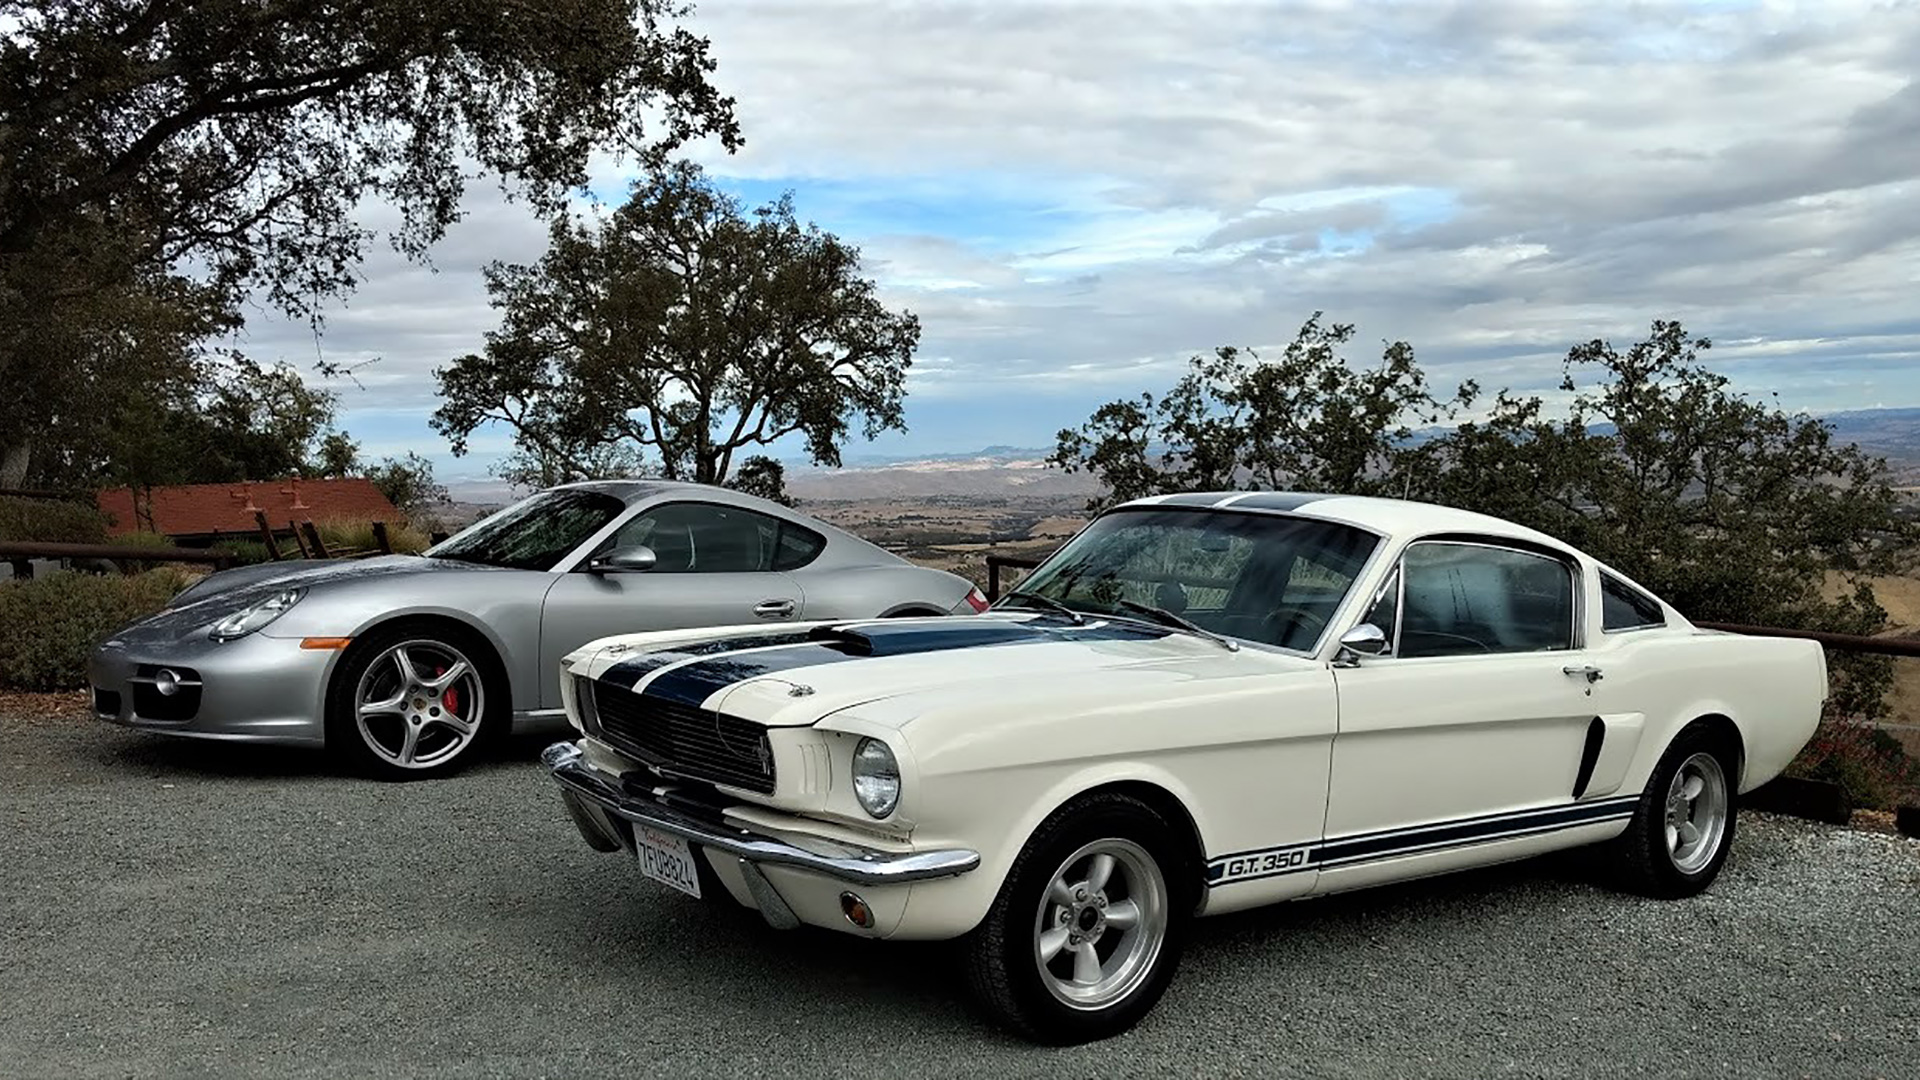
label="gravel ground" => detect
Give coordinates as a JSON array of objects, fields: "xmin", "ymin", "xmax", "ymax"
[{"xmin": 3, "ymin": 717, "xmax": 1918, "ymax": 1079}]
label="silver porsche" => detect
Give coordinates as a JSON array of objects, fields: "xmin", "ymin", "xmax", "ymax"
[{"xmin": 88, "ymin": 480, "xmax": 986, "ymax": 779}]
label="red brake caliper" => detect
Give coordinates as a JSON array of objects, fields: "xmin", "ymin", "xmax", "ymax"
[{"xmin": 437, "ymin": 666, "xmax": 460, "ymax": 714}]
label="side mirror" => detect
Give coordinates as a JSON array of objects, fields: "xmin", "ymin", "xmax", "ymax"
[
  {"xmin": 587, "ymin": 544, "xmax": 657, "ymax": 574},
  {"xmin": 1333, "ymin": 622, "xmax": 1389, "ymax": 666}
]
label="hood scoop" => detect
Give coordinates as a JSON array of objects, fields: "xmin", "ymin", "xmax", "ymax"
[{"xmin": 804, "ymin": 619, "xmax": 1080, "ymax": 657}]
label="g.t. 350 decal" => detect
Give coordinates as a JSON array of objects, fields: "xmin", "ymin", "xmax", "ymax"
[{"xmin": 1207, "ymin": 845, "xmax": 1313, "ymax": 886}]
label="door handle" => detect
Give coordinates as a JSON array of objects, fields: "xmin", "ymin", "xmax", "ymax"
[
  {"xmin": 754, "ymin": 599, "xmax": 797, "ymax": 619},
  {"xmin": 1562, "ymin": 664, "xmax": 1604, "ymax": 684}
]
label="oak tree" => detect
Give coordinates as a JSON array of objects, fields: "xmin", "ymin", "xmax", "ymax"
[{"xmin": 433, "ymin": 162, "xmax": 920, "ymax": 487}]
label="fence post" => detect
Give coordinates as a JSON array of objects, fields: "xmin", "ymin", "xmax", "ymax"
[
  {"xmin": 371, "ymin": 521, "xmax": 391, "ymax": 555},
  {"xmin": 254, "ymin": 510, "xmax": 283, "ymax": 561},
  {"xmin": 987, "ymin": 557, "xmax": 1002, "ymax": 602},
  {"xmin": 8, "ymin": 557, "xmax": 29, "ymax": 581},
  {"xmin": 288, "ymin": 520, "xmax": 309, "ymax": 558},
  {"xmin": 301, "ymin": 520, "xmax": 331, "ymax": 560}
]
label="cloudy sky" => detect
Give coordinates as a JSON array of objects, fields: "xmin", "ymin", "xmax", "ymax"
[{"xmin": 236, "ymin": 0, "xmax": 1920, "ymax": 488}]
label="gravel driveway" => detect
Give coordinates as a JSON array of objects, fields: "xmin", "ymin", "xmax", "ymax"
[{"xmin": 3, "ymin": 715, "xmax": 1917, "ymax": 1079}]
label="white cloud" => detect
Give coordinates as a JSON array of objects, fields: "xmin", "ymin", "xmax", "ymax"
[{"xmin": 247, "ymin": 0, "xmax": 1920, "ymax": 471}]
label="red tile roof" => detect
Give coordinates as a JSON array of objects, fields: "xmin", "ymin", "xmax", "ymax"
[{"xmin": 97, "ymin": 478, "xmax": 402, "ymax": 538}]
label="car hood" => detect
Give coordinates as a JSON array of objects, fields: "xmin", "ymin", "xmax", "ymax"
[
  {"xmin": 117, "ymin": 555, "xmax": 502, "ymax": 644},
  {"xmin": 570, "ymin": 614, "xmax": 1314, "ymax": 728}
]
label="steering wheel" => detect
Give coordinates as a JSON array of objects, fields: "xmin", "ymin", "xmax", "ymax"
[{"xmin": 1262, "ymin": 608, "xmax": 1328, "ymax": 649}]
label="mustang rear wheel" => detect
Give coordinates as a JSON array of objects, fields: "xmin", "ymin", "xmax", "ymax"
[
  {"xmin": 1608, "ymin": 723, "xmax": 1738, "ymax": 898},
  {"xmin": 965, "ymin": 792, "xmax": 1190, "ymax": 1044},
  {"xmin": 325, "ymin": 625, "xmax": 504, "ymax": 781}
]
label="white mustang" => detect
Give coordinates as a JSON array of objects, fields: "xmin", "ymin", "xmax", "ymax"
[{"xmin": 542, "ymin": 492, "xmax": 1826, "ymax": 1043}]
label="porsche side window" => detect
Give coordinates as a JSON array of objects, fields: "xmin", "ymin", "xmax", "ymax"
[
  {"xmin": 1601, "ymin": 572, "xmax": 1666, "ymax": 632},
  {"xmin": 1396, "ymin": 542, "xmax": 1575, "ymax": 658},
  {"xmin": 609, "ymin": 503, "xmax": 785, "ymax": 573}
]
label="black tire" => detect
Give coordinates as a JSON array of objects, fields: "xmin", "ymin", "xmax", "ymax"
[
  {"xmin": 323, "ymin": 622, "xmax": 507, "ymax": 781},
  {"xmin": 1607, "ymin": 723, "xmax": 1740, "ymax": 899},
  {"xmin": 964, "ymin": 792, "xmax": 1192, "ymax": 1044}
]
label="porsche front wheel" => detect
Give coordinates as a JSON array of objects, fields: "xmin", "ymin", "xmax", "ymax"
[
  {"xmin": 964, "ymin": 793, "xmax": 1190, "ymax": 1044},
  {"xmin": 325, "ymin": 625, "xmax": 504, "ymax": 781}
]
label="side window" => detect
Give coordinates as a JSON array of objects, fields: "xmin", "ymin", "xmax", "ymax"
[
  {"xmin": 1397, "ymin": 542, "xmax": 1575, "ymax": 659},
  {"xmin": 606, "ymin": 502, "xmax": 791, "ymax": 573},
  {"xmin": 772, "ymin": 522, "xmax": 826, "ymax": 571},
  {"xmin": 1601, "ymin": 572, "xmax": 1666, "ymax": 631}
]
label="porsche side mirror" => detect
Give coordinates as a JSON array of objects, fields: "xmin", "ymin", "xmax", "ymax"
[
  {"xmin": 1332, "ymin": 622, "xmax": 1389, "ymax": 667},
  {"xmin": 588, "ymin": 544, "xmax": 657, "ymax": 574}
]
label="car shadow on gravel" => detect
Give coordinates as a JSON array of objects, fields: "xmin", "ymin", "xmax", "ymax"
[
  {"xmin": 495, "ymin": 847, "xmax": 1617, "ymax": 1049},
  {"xmin": 83, "ymin": 722, "xmax": 570, "ymax": 782}
]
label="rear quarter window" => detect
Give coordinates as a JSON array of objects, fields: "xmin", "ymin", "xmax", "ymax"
[{"xmin": 1601, "ymin": 573, "xmax": 1666, "ymax": 631}]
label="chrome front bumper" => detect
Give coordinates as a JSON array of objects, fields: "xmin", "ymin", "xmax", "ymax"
[{"xmin": 543, "ymin": 741, "xmax": 980, "ymax": 903}]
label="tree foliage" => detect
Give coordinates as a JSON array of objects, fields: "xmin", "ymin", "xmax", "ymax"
[
  {"xmin": 0, "ymin": 0, "xmax": 738, "ymax": 486},
  {"xmin": 1051, "ymin": 314, "xmax": 1471, "ymax": 510},
  {"xmin": 433, "ymin": 162, "xmax": 920, "ymax": 487}
]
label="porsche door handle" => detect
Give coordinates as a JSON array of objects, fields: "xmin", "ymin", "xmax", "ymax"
[
  {"xmin": 1562, "ymin": 665, "xmax": 1604, "ymax": 684},
  {"xmin": 754, "ymin": 599, "xmax": 797, "ymax": 619}
]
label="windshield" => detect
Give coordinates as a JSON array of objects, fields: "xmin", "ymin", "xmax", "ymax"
[
  {"xmin": 1007, "ymin": 507, "xmax": 1380, "ymax": 651},
  {"xmin": 425, "ymin": 489, "xmax": 626, "ymax": 571}
]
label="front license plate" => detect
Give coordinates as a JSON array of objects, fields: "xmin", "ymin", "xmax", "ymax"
[{"xmin": 634, "ymin": 826, "xmax": 702, "ymax": 899}]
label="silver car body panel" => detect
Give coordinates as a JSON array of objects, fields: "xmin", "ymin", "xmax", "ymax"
[{"xmin": 91, "ymin": 481, "xmax": 978, "ymax": 746}]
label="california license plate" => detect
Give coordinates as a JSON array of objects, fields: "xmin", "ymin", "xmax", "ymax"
[{"xmin": 634, "ymin": 825, "xmax": 702, "ymax": 899}]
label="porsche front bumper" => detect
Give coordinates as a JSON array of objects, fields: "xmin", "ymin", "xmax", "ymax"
[{"xmin": 87, "ymin": 632, "xmax": 337, "ymax": 746}]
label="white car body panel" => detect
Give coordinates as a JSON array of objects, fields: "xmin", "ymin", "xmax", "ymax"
[{"xmin": 545, "ymin": 492, "xmax": 1828, "ymax": 941}]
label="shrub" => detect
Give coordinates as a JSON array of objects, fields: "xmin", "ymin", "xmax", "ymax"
[
  {"xmin": 1787, "ymin": 713, "xmax": 1920, "ymax": 811},
  {"xmin": 0, "ymin": 569, "xmax": 193, "ymax": 691},
  {"xmin": 211, "ymin": 538, "xmax": 275, "ymax": 566},
  {"xmin": 107, "ymin": 529, "xmax": 178, "ymax": 549},
  {"xmin": 310, "ymin": 516, "xmax": 430, "ymax": 556},
  {"xmin": 0, "ymin": 496, "xmax": 110, "ymax": 544}
]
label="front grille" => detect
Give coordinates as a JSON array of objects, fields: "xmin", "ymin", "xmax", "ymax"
[{"xmin": 590, "ymin": 680, "xmax": 777, "ymax": 794}]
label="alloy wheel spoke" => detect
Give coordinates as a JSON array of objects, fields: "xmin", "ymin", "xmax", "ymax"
[
  {"xmin": 1048, "ymin": 876, "xmax": 1075, "ymax": 907},
  {"xmin": 1103, "ymin": 898, "xmax": 1140, "ymax": 931},
  {"xmin": 1085, "ymin": 853, "xmax": 1116, "ymax": 894},
  {"xmin": 393, "ymin": 647, "xmax": 424, "ymax": 686},
  {"xmin": 422, "ymin": 660, "xmax": 470, "ymax": 694},
  {"xmin": 1664, "ymin": 823, "xmax": 1679, "ymax": 853},
  {"xmin": 1038, "ymin": 926, "xmax": 1071, "ymax": 963},
  {"xmin": 431, "ymin": 712, "xmax": 474, "ymax": 738},
  {"xmin": 1072, "ymin": 941, "xmax": 1102, "ymax": 985},
  {"xmin": 397, "ymin": 720, "xmax": 422, "ymax": 765},
  {"xmin": 1681, "ymin": 774, "xmax": 1705, "ymax": 801},
  {"xmin": 1678, "ymin": 821, "xmax": 1701, "ymax": 848},
  {"xmin": 359, "ymin": 689, "xmax": 407, "ymax": 717}
]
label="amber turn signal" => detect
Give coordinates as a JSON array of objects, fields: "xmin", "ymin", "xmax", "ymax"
[{"xmin": 299, "ymin": 637, "xmax": 353, "ymax": 650}]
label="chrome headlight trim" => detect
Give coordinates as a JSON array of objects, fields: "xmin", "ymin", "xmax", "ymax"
[{"xmin": 851, "ymin": 736, "xmax": 902, "ymax": 819}]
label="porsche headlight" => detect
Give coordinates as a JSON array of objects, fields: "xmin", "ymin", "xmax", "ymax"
[
  {"xmin": 851, "ymin": 737, "xmax": 901, "ymax": 818},
  {"xmin": 208, "ymin": 588, "xmax": 305, "ymax": 642}
]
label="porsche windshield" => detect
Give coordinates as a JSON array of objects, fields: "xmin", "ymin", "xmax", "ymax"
[
  {"xmin": 426, "ymin": 489, "xmax": 626, "ymax": 571},
  {"xmin": 1005, "ymin": 507, "xmax": 1379, "ymax": 652}
]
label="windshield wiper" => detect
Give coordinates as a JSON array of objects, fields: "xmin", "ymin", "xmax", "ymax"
[
  {"xmin": 1115, "ymin": 599, "xmax": 1240, "ymax": 652},
  {"xmin": 995, "ymin": 589, "xmax": 1085, "ymax": 625}
]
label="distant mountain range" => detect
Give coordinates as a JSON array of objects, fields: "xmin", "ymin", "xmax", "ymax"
[{"xmin": 441, "ymin": 406, "xmax": 1920, "ymax": 504}]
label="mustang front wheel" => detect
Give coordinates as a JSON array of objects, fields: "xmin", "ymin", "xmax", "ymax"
[
  {"xmin": 965, "ymin": 792, "xmax": 1190, "ymax": 1044},
  {"xmin": 325, "ymin": 625, "xmax": 503, "ymax": 781}
]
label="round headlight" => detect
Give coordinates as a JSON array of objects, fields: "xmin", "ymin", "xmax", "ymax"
[{"xmin": 851, "ymin": 737, "xmax": 901, "ymax": 819}]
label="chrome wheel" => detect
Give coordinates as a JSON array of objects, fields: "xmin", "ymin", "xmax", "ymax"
[
  {"xmin": 1665, "ymin": 751, "xmax": 1729, "ymax": 874},
  {"xmin": 1032, "ymin": 838, "xmax": 1168, "ymax": 1012},
  {"xmin": 354, "ymin": 640, "xmax": 485, "ymax": 770}
]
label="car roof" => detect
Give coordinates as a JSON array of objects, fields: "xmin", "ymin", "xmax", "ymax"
[{"xmin": 1112, "ymin": 491, "xmax": 1576, "ymax": 553}]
